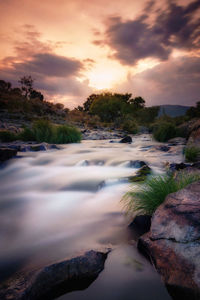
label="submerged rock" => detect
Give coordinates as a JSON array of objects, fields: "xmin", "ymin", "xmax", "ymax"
[
  {"xmin": 0, "ymin": 148, "xmax": 17, "ymax": 162},
  {"xmin": 0, "ymin": 250, "xmax": 110, "ymax": 300},
  {"xmin": 138, "ymin": 181, "xmax": 200, "ymax": 300},
  {"xmin": 120, "ymin": 136, "xmax": 132, "ymax": 143}
]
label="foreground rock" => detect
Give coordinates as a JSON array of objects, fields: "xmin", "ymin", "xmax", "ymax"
[
  {"xmin": 138, "ymin": 181, "xmax": 200, "ymax": 300},
  {"xmin": 0, "ymin": 148, "xmax": 17, "ymax": 162},
  {"xmin": 0, "ymin": 250, "xmax": 110, "ymax": 300}
]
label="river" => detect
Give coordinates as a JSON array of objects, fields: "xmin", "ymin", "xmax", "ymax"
[{"xmin": 0, "ymin": 134, "xmax": 184, "ymax": 299}]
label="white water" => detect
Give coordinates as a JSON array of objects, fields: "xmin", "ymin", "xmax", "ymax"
[{"xmin": 0, "ymin": 135, "xmax": 184, "ymax": 299}]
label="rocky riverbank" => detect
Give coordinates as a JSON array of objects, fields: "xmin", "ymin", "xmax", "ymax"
[{"xmin": 138, "ymin": 180, "xmax": 200, "ymax": 300}]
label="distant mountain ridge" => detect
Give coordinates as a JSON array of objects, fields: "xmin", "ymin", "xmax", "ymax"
[{"xmin": 158, "ymin": 105, "xmax": 190, "ymax": 117}]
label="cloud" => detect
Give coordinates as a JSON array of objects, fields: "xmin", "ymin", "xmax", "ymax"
[
  {"xmin": 11, "ymin": 53, "xmax": 83, "ymax": 77},
  {"xmin": 100, "ymin": 0, "xmax": 200, "ymax": 65},
  {"xmin": 116, "ymin": 56, "xmax": 200, "ymax": 106},
  {"xmin": 0, "ymin": 25, "xmax": 92, "ymax": 107}
]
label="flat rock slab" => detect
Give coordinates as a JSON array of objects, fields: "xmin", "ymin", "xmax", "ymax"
[
  {"xmin": 138, "ymin": 181, "xmax": 200, "ymax": 300},
  {"xmin": 0, "ymin": 250, "xmax": 110, "ymax": 300}
]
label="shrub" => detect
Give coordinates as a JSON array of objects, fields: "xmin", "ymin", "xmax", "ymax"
[
  {"xmin": 153, "ymin": 122, "xmax": 177, "ymax": 142},
  {"xmin": 122, "ymin": 172, "xmax": 200, "ymax": 216},
  {"xmin": 0, "ymin": 130, "xmax": 17, "ymax": 142},
  {"xmin": 122, "ymin": 120, "xmax": 138, "ymax": 134},
  {"xmin": 32, "ymin": 120, "xmax": 81, "ymax": 144},
  {"xmin": 185, "ymin": 146, "xmax": 200, "ymax": 162},
  {"xmin": 53, "ymin": 125, "xmax": 81, "ymax": 144},
  {"xmin": 18, "ymin": 127, "xmax": 36, "ymax": 141},
  {"xmin": 33, "ymin": 119, "xmax": 54, "ymax": 143}
]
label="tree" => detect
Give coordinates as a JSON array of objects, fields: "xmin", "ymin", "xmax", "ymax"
[
  {"xmin": 0, "ymin": 80, "xmax": 12, "ymax": 93},
  {"xmin": 30, "ymin": 90, "xmax": 44, "ymax": 101},
  {"xmin": 83, "ymin": 94, "xmax": 99, "ymax": 112},
  {"xmin": 18, "ymin": 75, "xmax": 34, "ymax": 98},
  {"xmin": 129, "ymin": 97, "xmax": 145, "ymax": 110},
  {"xmin": 187, "ymin": 101, "xmax": 200, "ymax": 118}
]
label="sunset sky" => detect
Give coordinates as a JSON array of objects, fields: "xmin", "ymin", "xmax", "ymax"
[{"xmin": 0, "ymin": 0, "xmax": 200, "ymax": 108}]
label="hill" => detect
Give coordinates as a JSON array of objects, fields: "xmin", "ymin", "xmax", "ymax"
[{"xmin": 158, "ymin": 105, "xmax": 190, "ymax": 117}]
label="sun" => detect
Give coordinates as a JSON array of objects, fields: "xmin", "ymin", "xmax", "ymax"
[{"xmin": 86, "ymin": 63, "xmax": 127, "ymax": 90}]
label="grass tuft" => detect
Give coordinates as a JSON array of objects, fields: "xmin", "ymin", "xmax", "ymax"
[
  {"xmin": 122, "ymin": 172, "xmax": 200, "ymax": 216},
  {"xmin": 53, "ymin": 125, "xmax": 81, "ymax": 144},
  {"xmin": 0, "ymin": 130, "xmax": 17, "ymax": 142},
  {"xmin": 185, "ymin": 146, "xmax": 200, "ymax": 162}
]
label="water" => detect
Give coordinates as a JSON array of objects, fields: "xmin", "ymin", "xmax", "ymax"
[{"xmin": 0, "ymin": 135, "xmax": 184, "ymax": 299}]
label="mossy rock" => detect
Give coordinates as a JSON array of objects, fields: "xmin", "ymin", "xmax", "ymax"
[{"xmin": 129, "ymin": 165, "xmax": 152, "ymax": 182}]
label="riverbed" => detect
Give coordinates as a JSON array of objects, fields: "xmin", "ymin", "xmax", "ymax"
[{"xmin": 0, "ymin": 134, "xmax": 184, "ymax": 299}]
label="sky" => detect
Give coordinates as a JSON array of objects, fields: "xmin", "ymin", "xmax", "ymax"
[{"xmin": 0, "ymin": 0, "xmax": 200, "ymax": 108}]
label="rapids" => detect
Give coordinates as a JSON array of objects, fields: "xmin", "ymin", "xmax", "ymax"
[{"xmin": 0, "ymin": 134, "xmax": 184, "ymax": 299}]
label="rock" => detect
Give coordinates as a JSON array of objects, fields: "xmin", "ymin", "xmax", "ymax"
[
  {"xmin": 138, "ymin": 181, "xmax": 200, "ymax": 300},
  {"xmin": 129, "ymin": 165, "xmax": 151, "ymax": 182},
  {"xmin": 156, "ymin": 145, "xmax": 171, "ymax": 152},
  {"xmin": 120, "ymin": 136, "xmax": 132, "ymax": 143},
  {"xmin": 129, "ymin": 160, "xmax": 147, "ymax": 168},
  {"xmin": 128, "ymin": 215, "xmax": 151, "ymax": 237},
  {"xmin": 187, "ymin": 119, "xmax": 200, "ymax": 148},
  {"xmin": 30, "ymin": 143, "xmax": 48, "ymax": 151},
  {"xmin": 0, "ymin": 250, "xmax": 110, "ymax": 300},
  {"xmin": 168, "ymin": 162, "xmax": 191, "ymax": 172},
  {"xmin": 0, "ymin": 148, "xmax": 17, "ymax": 162},
  {"xmin": 168, "ymin": 137, "xmax": 186, "ymax": 146}
]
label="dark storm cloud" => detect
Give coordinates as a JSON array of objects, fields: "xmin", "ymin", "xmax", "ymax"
[
  {"xmin": 0, "ymin": 24, "xmax": 91, "ymax": 101},
  {"xmin": 118, "ymin": 56, "xmax": 200, "ymax": 106},
  {"xmin": 101, "ymin": 0, "xmax": 200, "ymax": 65},
  {"xmin": 12, "ymin": 53, "xmax": 83, "ymax": 77}
]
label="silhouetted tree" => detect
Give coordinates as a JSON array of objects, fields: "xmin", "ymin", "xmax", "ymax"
[
  {"xmin": 187, "ymin": 101, "xmax": 200, "ymax": 118},
  {"xmin": 18, "ymin": 75, "xmax": 34, "ymax": 98},
  {"xmin": 0, "ymin": 80, "xmax": 12, "ymax": 93},
  {"xmin": 30, "ymin": 90, "xmax": 44, "ymax": 101}
]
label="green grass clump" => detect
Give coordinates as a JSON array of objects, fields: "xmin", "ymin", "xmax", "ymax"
[
  {"xmin": 33, "ymin": 119, "xmax": 54, "ymax": 143},
  {"xmin": 185, "ymin": 146, "xmax": 200, "ymax": 162},
  {"xmin": 153, "ymin": 122, "xmax": 177, "ymax": 142},
  {"xmin": 0, "ymin": 130, "xmax": 17, "ymax": 142},
  {"xmin": 32, "ymin": 120, "xmax": 81, "ymax": 144},
  {"xmin": 122, "ymin": 120, "xmax": 138, "ymax": 134},
  {"xmin": 18, "ymin": 127, "xmax": 36, "ymax": 141},
  {"xmin": 122, "ymin": 172, "xmax": 200, "ymax": 216},
  {"xmin": 53, "ymin": 125, "xmax": 81, "ymax": 144},
  {"xmin": 0, "ymin": 120, "xmax": 81, "ymax": 144}
]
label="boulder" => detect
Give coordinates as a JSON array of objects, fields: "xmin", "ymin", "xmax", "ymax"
[
  {"xmin": 0, "ymin": 250, "xmax": 110, "ymax": 300},
  {"xmin": 0, "ymin": 148, "xmax": 17, "ymax": 162},
  {"xmin": 138, "ymin": 181, "xmax": 200, "ymax": 300},
  {"xmin": 120, "ymin": 136, "xmax": 132, "ymax": 143}
]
